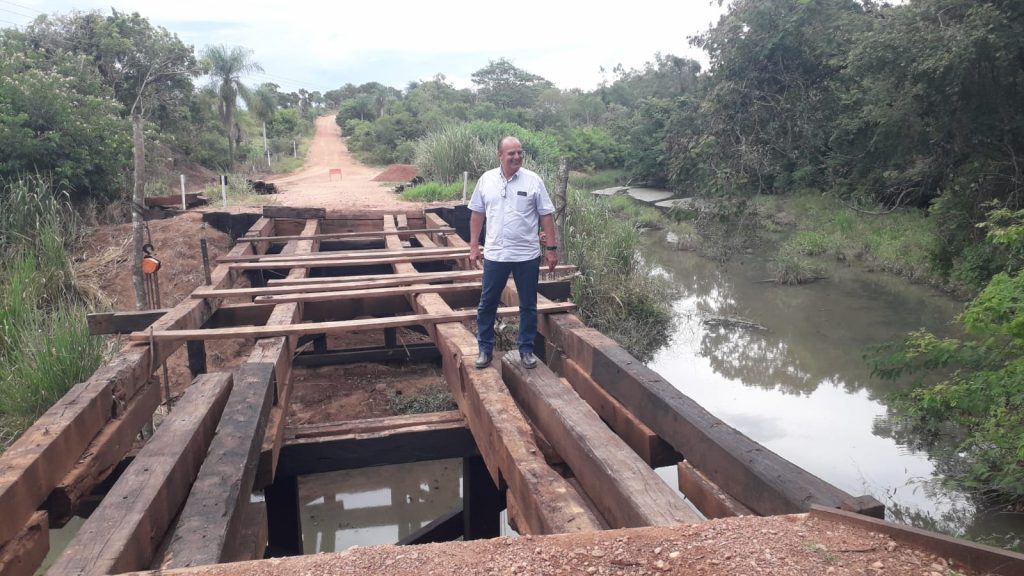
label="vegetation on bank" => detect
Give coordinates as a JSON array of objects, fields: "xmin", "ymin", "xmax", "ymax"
[{"xmin": 0, "ymin": 178, "xmax": 105, "ymax": 449}]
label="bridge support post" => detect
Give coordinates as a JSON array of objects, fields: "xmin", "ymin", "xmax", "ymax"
[
  {"xmin": 463, "ymin": 455, "xmax": 503, "ymax": 539},
  {"xmin": 265, "ymin": 475, "xmax": 303, "ymax": 556}
]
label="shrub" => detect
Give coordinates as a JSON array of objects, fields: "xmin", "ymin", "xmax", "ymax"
[{"xmin": 413, "ymin": 125, "xmax": 492, "ymax": 185}]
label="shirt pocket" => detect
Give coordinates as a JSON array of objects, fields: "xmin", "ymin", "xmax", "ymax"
[{"xmin": 513, "ymin": 190, "xmax": 534, "ymax": 213}]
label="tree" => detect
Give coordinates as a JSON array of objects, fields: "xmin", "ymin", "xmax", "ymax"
[
  {"xmin": 471, "ymin": 58, "xmax": 553, "ymax": 111},
  {"xmin": 250, "ymin": 83, "xmax": 279, "ymax": 167},
  {"xmin": 201, "ymin": 44, "xmax": 262, "ymax": 167}
]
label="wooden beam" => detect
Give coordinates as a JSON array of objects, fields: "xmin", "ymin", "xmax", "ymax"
[
  {"xmin": 218, "ymin": 246, "xmax": 467, "ymax": 263},
  {"xmin": 286, "ymin": 411, "xmax": 464, "ymax": 440},
  {"xmin": 45, "ymin": 381, "xmax": 162, "ymax": 525},
  {"xmin": 544, "ymin": 315, "xmax": 884, "ymax": 517},
  {"xmin": 128, "ymin": 303, "xmax": 576, "ymax": 343},
  {"xmin": 236, "ymin": 227, "xmax": 455, "ymax": 243},
  {"xmin": 87, "ymin": 309, "xmax": 168, "ymax": 335},
  {"xmin": 277, "ymin": 415, "xmax": 476, "ymax": 476},
  {"xmin": 809, "ymin": 505, "xmax": 1024, "ymax": 576},
  {"xmin": 677, "ymin": 460, "xmax": 753, "ymax": 519},
  {"xmin": 293, "ymin": 343, "xmax": 440, "ymax": 367},
  {"xmin": 47, "ymin": 372, "xmax": 233, "ymax": 576},
  {"xmin": 227, "ymin": 251, "xmax": 470, "ymax": 271},
  {"xmin": 250, "ymin": 279, "xmax": 568, "ymax": 305},
  {"xmin": 222, "ymin": 501, "xmax": 267, "ymax": 563},
  {"xmin": 162, "ymin": 362, "xmax": 277, "ymax": 568},
  {"xmin": 0, "ymin": 512, "xmax": 47, "ymax": 576},
  {"xmin": 551, "ymin": 352, "xmax": 679, "ymax": 468},
  {"xmin": 264, "ymin": 265, "xmax": 576, "ymax": 288},
  {"xmin": 255, "ymin": 219, "xmax": 319, "ymax": 487},
  {"xmin": 262, "ymin": 206, "xmax": 325, "ymax": 220},
  {"xmin": 500, "ymin": 352, "xmax": 702, "ymax": 528}
]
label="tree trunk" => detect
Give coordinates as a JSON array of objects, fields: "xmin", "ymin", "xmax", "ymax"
[
  {"xmin": 131, "ymin": 112, "xmax": 148, "ymax": 310},
  {"xmin": 226, "ymin": 106, "xmax": 235, "ymax": 170}
]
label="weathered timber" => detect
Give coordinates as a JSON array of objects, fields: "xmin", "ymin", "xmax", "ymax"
[
  {"xmin": 543, "ymin": 315, "xmax": 883, "ymax": 517},
  {"xmin": 255, "ymin": 219, "xmax": 319, "ymax": 487},
  {"xmin": 262, "ymin": 206, "xmax": 325, "ymax": 220},
  {"xmin": 0, "ymin": 219, "xmax": 268, "ymax": 549},
  {"xmin": 227, "ymin": 251, "xmax": 469, "ymax": 271},
  {"xmin": 501, "ymin": 352, "xmax": 702, "ymax": 528},
  {"xmin": 263, "ymin": 265, "xmax": 575, "ymax": 288},
  {"xmin": 163, "ymin": 362, "xmax": 276, "ymax": 568},
  {"xmin": 809, "ymin": 505, "xmax": 1024, "ymax": 576},
  {"xmin": 286, "ymin": 411, "xmax": 464, "ymax": 440},
  {"xmin": 677, "ymin": 460, "xmax": 753, "ymax": 519},
  {"xmin": 262, "ymin": 207, "xmax": 425, "ymax": 221},
  {"xmin": 236, "ymin": 227, "xmax": 454, "ymax": 244},
  {"xmin": 294, "ymin": 343, "xmax": 440, "ymax": 367},
  {"xmin": 87, "ymin": 309, "xmax": 168, "ymax": 335},
  {"xmin": 250, "ymin": 278, "xmax": 569, "ymax": 305},
  {"xmin": 47, "ymin": 373, "xmax": 233, "ymax": 576},
  {"xmin": 386, "ymin": 215, "xmax": 602, "ymax": 534},
  {"xmin": 396, "ymin": 213, "xmax": 408, "ymax": 230},
  {"xmin": 0, "ymin": 512, "xmax": 47, "ymax": 576},
  {"xmin": 277, "ymin": 416, "xmax": 476, "ymax": 476},
  {"xmin": 218, "ymin": 246, "xmax": 467, "ymax": 264},
  {"xmin": 396, "ymin": 506, "xmax": 463, "ymax": 545},
  {"xmin": 550, "ymin": 352, "xmax": 680, "ymax": 468},
  {"xmin": 221, "ymin": 501, "xmax": 267, "ymax": 563},
  {"xmin": 46, "ymin": 380, "xmax": 162, "ymax": 525},
  {"xmin": 128, "ymin": 303, "xmax": 576, "ymax": 343}
]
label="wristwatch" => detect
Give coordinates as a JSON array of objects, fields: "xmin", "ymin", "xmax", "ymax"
[{"xmin": 545, "ymin": 246, "xmax": 558, "ymax": 251}]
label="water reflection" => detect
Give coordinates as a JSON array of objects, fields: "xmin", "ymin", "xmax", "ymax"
[
  {"xmin": 643, "ymin": 235, "xmax": 1024, "ymax": 541},
  {"xmin": 299, "ymin": 459, "xmax": 462, "ymax": 553}
]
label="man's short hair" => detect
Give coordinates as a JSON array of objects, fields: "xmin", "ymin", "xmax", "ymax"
[{"xmin": 498, "ymin": 136, "xmax": 520, "ymax": 153}]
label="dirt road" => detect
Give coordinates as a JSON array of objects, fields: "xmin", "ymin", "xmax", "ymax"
[{"xmin": 267, "ymin": 115, "xmax": 422, "ymax": 211}]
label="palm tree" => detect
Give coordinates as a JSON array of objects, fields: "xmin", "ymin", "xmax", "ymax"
[
  {"xmin": 201, "ymin": 44, "xmax": 262, "ymax": 167},
  {"xmin": 251, "ymin": 83, "xmax": 279, "ymax": 168}
]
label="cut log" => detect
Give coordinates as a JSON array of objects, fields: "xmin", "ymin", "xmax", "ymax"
[
  {"xmin": 0, "ymin": 512, "xmax": 48, "ymax": 576},
  {"xmin": 501, "ymin": 352, "xmax": 702, "ymax": 528},
  {"xmin": 46, "ymin": 372, "xmax": 233, "ymax": 576}
]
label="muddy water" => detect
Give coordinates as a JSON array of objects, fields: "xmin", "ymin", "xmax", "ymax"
[{"xmin": 644, "ymin": 234, "xmax": 1022, "ymax": 544}]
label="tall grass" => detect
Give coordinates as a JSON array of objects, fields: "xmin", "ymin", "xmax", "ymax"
[
  {"xmin": 400, "ymin": 181, "xmax": 465, "ymax": 202},
  {"xmin": 568, "ymin": 169, "xmax": 628, "ymax": 192},
  {"xmin": 564, "ymin": 188, "xmax": 675, "ymax": 362},
  {"xmin": 0, "ymin": 177, "xmax": 104, "ymax": 448},
  {"xmin": 414, "ymin": 125, "xmax": 493, "ymax": 185}
]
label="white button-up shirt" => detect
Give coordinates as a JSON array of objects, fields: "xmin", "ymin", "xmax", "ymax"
[{"xmin": 468, "ymin": 166, "xmax": 555, "ymax": 262}]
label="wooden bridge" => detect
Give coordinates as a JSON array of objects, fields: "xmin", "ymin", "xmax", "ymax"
[{"xmin": 1, "ymin": 206, "xmax": 1020, "ymax": 575}]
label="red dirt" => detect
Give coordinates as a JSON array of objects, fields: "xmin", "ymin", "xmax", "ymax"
[{"xmin": 371, "ymin": 164, "xmax": 419, "ymax": 182}]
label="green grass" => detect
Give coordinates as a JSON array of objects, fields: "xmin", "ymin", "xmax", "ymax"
[
  {"xmin": 0, "ymin": 177, "xmax": 105, "ymax": 450},
  {"xmin": 767, "ymin": 193, "xmax": 936, "ymax": 284},
  {"xmin": 400, "ymin": 181, "xmax": 465, "ymax": 202},
  {"xmin": 568, "ymin": 169, "xmax": 628, "ymax": 192},
  {"xmin": 605, "ymin": 195, "xmax": 665, "ymax": 230}
]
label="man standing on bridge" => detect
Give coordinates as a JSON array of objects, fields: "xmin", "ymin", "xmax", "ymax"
[{"xmin": 468, "ymin": 136, "xmax": 558, "ymax": 370}]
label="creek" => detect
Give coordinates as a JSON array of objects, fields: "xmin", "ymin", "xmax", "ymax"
[{"xmin": 644, "ymin": 232, "xmax": 1023, "ymax": 546}]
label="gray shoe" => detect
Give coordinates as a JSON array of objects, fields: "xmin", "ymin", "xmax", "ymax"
[
  {"xmin": 520, "ymin": 350, "xmax": 538, "ymax": 369},
  {"xmin": 474, "ymin": 351, "xmax": 492, "ymax": 369}
]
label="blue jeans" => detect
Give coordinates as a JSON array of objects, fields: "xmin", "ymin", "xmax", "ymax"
[{"xmin": 476, "ymin": 257, "xmax": 540, "ymax": 356}]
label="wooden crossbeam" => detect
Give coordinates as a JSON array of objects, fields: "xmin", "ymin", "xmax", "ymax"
[
  {"xmin": 500, "ymin": 352, "xmax": 702, "ymax": 527},
  {"xmin": 250, "ymin": 279, "xmax": 568, "ymax": 305},
  {"xmin": 47, "ymin": 373, "xmax": 233, "ymax": 576},
  {"xmin": 128, "ymin": 303, "xmax": 576, "ymax": 343},
  {"xmin": 235, "ymin": 227, "xmax": 454, "ymax": 243},
  {"xmin": 261, "ymin": 265, "xmax": 576, "ymax": 288},
  {"xmin": 228, "ymin": 251, "xmax": 469, "ymax": 270},
  {"xmin": 218, "ymin": 246, "xmax": 468, "ymax": 264}
]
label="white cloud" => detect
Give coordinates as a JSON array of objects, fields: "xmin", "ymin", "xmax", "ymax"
[{"xmin": 20, "ymin": 0, "xmax": 729, "ymax": 92}]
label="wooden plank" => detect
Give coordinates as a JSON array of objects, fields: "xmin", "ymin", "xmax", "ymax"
[
  {"xmin": 46, "ymin": 381, "xmax": 162, "ymax": 525},
  {"xmin": 286, "ymin": 411, "xmax": 464, "ymax": 440},
  {"xmin": 500, "ymin": 352, "xmax": 702, "ymax": 528},
  {"xmin": 552, "ymin": 353, "xmax": 679, "ymax": 468},
  {"xmin": 293, "ymin": 343, "xmax": 440, "ymax": 367},
  {"xmin": 0, "ymin": 512, "xmax": 48, "ymax": 576},
  {"xmin": 545, "ymin": 316, "xmax": 884, "ymax": 517},
  {"xmin": 128, "ymin": 303, "xmax": 577, "ymax": 343},
  {"xmin": 255, "ymin": 218, "xmax": 319, "ymax": 488},
  {"xmin": 87, "ymin": 309, "xmax": 168, "ymax": 335},
  {"xmin": 262, "ymin": 206, "xmax": 325, "ymax": 219},
  {"xmin": 677, "ymin": 460, "xmax": 753, "ymax": 519},
  {"xmin": 236, "ymin": 227, "xmax": 455, "ymax": 243},
  {"xmin": 277, "ymin": 417, "xmax": 476, "ymax": 477},
  {"xmin": 217, "ymin": 246, "xmax": 468, "ymax": 264},
  {"xmin": 264, "ymin": 265, "xmax": 576, "ymax": 288},
  {"xmin": 809, "ymin": 505, "xmax": 1024, "ymax": 576},
  {"xmin": 395, "ymin": 213, "xmax": 408, "ymax": 230},
  {"xmin": 47, "ymin": 372, "xmax": 233, "ymax": 576},
  {"xmin": 251, "ymin": 279, "xmax": 568, "ymax": 305},
  {"xmin": 162, "ymin": 362, "xmax": 276, "ymax": 568},
  {"xmin": 221, "ymin": 501, "xmax": 267, "ymax": 563},
  {"xmin": 227, "ymin": 251, "xmax": 470, "ymax": 271}
]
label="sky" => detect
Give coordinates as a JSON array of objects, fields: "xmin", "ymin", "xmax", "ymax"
[{"xmin": 5, "ymin": 0, "xmax": 730, "ymax": 94}]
